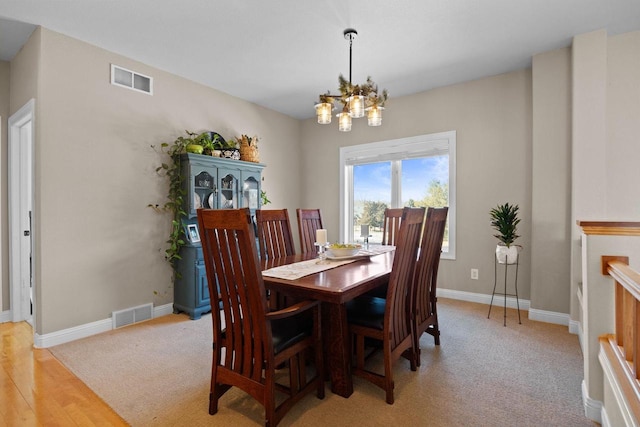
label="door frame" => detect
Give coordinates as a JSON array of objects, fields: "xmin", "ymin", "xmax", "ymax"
[{"xmin": 8, "ymin": 99, "xmax": 35, "ymax": 324}]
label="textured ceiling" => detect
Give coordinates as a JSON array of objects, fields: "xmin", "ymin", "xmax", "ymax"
[{"xmin": 1, "ymin": 0, "xmax": 640, "ymax": 119}]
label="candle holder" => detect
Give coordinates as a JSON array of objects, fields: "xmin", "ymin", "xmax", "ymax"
[
  {"xmin": 315, "ymin": 242, "xmax": 328, "ymax": 262},
  {"xmin": 360, "ymin": 224, "xmax": 371, "ymax": 249}
]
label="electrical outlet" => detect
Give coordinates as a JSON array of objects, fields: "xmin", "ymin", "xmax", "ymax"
[{"xmin": 471, "ymin": 268, "xmax": 479, "ymax": 280}]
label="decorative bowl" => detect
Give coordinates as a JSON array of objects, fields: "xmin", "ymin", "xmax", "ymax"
[{"xmin": 326, "ymin": 244, "xmax": 362, "ymax": 258}]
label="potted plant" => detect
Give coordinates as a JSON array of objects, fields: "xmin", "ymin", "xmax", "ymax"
[{"xmin": 489, "ymin": 202, "xmax": 521, "ymax": 264}]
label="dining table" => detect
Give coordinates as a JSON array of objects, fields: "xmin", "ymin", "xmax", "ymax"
[{"xmin": 261, "ymin": 246, "xmax": 395, "ymax": 398}]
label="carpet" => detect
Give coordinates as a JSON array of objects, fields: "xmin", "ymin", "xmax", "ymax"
[{"xmin": 49, "ymin": 298, "xmax": 596, "ymax": 426}]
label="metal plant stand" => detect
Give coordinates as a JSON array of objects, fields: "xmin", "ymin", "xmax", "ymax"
[{"xmin": 487, "ymin": 253, "xmax": 521, "ymax": 326}]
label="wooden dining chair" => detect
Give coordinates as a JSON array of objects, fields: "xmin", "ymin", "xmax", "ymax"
[
  {"xmin": 366, "ymin": 208, "xmax": 406, "ymax": 298},
  {"xmin": 346, "ymin": 207, "xmax": 425, "ymax": 404},
  {"xmin": 256, "ymin": 209, "xmax": 296, "ymax": 259},
  {"xmin": 256, "ymin": 208, "xmax": 298, "ymax": 309},
  {"xmin": 412, "ymin": 207, "xmax": 448, "ymax": 366},
  {"xmin": 381, "ymin": 208, "xmax": 404, "ymax": 245},
  {"xmin": 197, "ymin": 208, "xmax": 324, "ymax": 427},
  {"xmin": 296, "ymin": 208, "xmax": 324, "ymax": 255}
]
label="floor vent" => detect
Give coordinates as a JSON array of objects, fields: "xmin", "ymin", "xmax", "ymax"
[
  {"xmin": 112, "ymin": 303, "xmax": 153, "ymax": 329},
  {"xmin": 110, "ymin": 64, "xmax": 153, "ymax": 95}
]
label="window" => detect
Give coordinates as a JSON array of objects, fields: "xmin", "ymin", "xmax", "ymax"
[{"xmin": 339, "ymin": 131, "xmax": 456, "ymax": 259}]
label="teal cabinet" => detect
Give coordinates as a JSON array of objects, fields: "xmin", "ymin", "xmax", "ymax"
[{"xmin": 173, "ymin": 154, "xmax": 265, "ymax": 319}]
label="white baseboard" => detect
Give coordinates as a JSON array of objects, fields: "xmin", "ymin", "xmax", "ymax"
[
  {"xmin": 529, "ymin": 308, "xmax": 570, "ymax": 326},
  {"xmin": 436, "ymin": 288, "xmax": 581, "ymax": 331},
  {"xmin": 0, "ymin": 310, "xmax": 11, "ymax": 323},
  {"xmin": 437, "ymin": 288, "xmax": 531, "ymax": 311},
  {"xmin": 34, "ymin": 303, "xmax": 174, "ymax": 348},
  {"xmin": 582, "ymin": 379, "xmax": 603, "ymax": 424}
]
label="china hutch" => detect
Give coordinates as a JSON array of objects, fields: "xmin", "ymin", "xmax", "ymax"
[{"xmin": 173, "ymin": 153, "xmax": 265, "ymax": 319}]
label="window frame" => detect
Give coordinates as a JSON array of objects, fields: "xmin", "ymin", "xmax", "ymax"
[{"xmin": 339, "ymin": 130, "xmax": 456, "ymax": 260}]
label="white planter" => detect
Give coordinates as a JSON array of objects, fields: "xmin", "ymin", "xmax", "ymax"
[{"xmin": 495, "ymin": 245, "xmax": 519, "ymax": 265}]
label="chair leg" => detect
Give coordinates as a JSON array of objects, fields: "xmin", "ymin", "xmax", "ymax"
[
  {"xmin": 265, "ymin": 380, "xmax": 276, "ymax": 427},
  {"xmin": 209, "ymin": 381, "xmax": 230, "ymax": 415},
  {"xmin": 384, "ymin": 347, "xmax": 395, "ymax": 404}
]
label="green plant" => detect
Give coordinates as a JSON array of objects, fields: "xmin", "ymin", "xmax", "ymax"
[
  {"xmin": 261, "ymin": 190, "xmax": 271, "ymax": 205},
  {"xmin": 219, "ymin": 136, "xmax": 238, "ymax": 149},
  {"xmin": 489, "ymin": 203, "xmax": 521, "ymax": 247},
  {"xmin": 149, "ymin": 131, "xmax": 194, "ymax": 270}
]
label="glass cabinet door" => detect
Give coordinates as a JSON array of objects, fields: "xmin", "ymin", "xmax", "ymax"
[
  {"xmin": 219, "ymin": 171, "xmax": 239, "ymax": 209},
  {"xmin": 242, "ymin": 176, "xmax": 260, "ymax": 210},
  {"xmin": 190, "ymin": 168, "xmax": 216, "ymax": 217}
]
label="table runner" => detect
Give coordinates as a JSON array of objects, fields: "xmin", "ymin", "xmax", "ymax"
[
  {"xmin": 261, "ymin": 245, "xmax": 395, "ymax": 281},
  {"xmin": 261, "ymin": 258, "xmax": 357, "ymax": 280}
]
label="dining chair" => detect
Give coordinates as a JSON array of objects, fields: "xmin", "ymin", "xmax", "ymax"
[
  {"xmin": 296, "ymin": 208, "xmax": 324, "ymax": 255},
  {"xmin": 256, "ymin": 209, "xmax": 296, "ymax": 259},
  {"xmin": 412, "ymin": 207, "xmax": 448, "ymax": 366},
  {"xmin": 197, "ymin": 208, "xmax": 324, "ymax": 427},
  {"xmin": 381, "ymin": 208, "xmax": 404, "ymax": 245},
  {"xmin": 366, "ymin": 208, "xmax": 406, "ymax": 299},
  {"xmin": 256, "ymin": 208, "xmax": 298, "ymax": 309},
  {"xmin": 346, "ymin": 207, "xmax": 425, "ymax": 404}
]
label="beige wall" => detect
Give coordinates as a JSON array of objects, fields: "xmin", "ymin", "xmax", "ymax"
[
  {"xmin": 11, "ymin": 28, "xmax": 302, "ymax": 334},
  {"xmin": 301, "ymin": 69, "xmax": 533, "ymax": 300},
  {"xmin": 0, "ymin": 60, "xmax": 8, "ymax": 311},
  {"xmin": 530, "ymin": 48, "xmax": 572, "ymax": 313},
  {"xmin": 606, "ymin": 31, "xmax": 640, "ymax": 215}
]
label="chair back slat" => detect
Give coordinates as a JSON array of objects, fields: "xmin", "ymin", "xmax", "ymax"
[
  {"xmin": 256, "ymin": 209, "xmax": 296, "ymax": 259},
  {"xmin": 413, "ymin": 207, "xmax": 448, "ymax": 354},
  {"xmin": 198, "ymin": 208, "xmax": 270, "ymax": 380},
  {"xmin": 385, "ymin": 207, "xmax": 425, "ymax": 348},
  {"xmin": 296, "ymin": 208, "xmax": 324, "ymax": 255},
  {"xmin": 381, "ymin": 208, "xmax": 404, "ymax": 246}
]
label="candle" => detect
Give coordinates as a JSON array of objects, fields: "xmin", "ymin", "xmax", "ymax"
[
  {"xmin": 316, "ymin": 229, "xmax": 327, "ymax": 244},
  {"xmin": 360, "ymin": 224, "xmax": 369, "ymax": 237}
]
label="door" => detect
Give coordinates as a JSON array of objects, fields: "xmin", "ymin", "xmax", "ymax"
[{"xmin": 8, "ymin": 99, "xmax": 35, "ymax": 324}]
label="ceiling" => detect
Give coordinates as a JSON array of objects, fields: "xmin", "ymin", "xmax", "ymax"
[{"xmin": 1, "ymin": 0, "xmax": 640, "ymax": 120}]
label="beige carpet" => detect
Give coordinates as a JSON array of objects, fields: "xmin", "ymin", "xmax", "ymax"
[{"xmin": 49, "ymin": 299, "xmax": 597, "ymax": 426}]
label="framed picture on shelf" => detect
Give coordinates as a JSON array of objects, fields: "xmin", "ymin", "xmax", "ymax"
[{"xmin": 186, "ymin": 224, "xmax": 200, "ymax": 243}]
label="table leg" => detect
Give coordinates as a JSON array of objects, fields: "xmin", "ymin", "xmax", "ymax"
[{"xmin": 322, "ymin": 302, "xmax": 353, "ymax": 398}]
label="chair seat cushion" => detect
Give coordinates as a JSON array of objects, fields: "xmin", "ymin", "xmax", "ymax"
[
  {"xmin": 271, "ymin": 316, "xmax": 312, "ymax": 354},
  {"xmin": 346, "ymin": 296, "xmax": 386, "ymax": 330}
]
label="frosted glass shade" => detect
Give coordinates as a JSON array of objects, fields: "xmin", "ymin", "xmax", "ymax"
[
  {"xmin": 338, "ymin": 111, "xmax": 352, "ymax": 132},
  {"xmin": 366, "ymin": 106, "xmax": 384, "ymax": 126},
  {"xmin": 347, "ymin": 95, "xmax": 365, "ymax": 118},
  {"xmin": 315, "ymin": 102, "xmax": 333, "ymax": 124}
]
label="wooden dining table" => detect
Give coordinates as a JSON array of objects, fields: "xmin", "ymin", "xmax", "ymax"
[{"xmin": 261, "ymin": 249, "xmax": 394, "ymax": 398}]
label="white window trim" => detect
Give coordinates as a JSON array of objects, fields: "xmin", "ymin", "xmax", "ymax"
[{"xmin": 339, "ymin": 130, "xmax": 456, "ymax": 260}]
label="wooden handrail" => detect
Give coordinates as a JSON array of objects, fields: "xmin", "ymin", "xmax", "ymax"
[
  {"xmin": 601, "ymin": 256, "xmax": 640, "ymax": 419},
  {"xmin": 578, "ymin": 221, "xmax": 640, "ymax": 236}
]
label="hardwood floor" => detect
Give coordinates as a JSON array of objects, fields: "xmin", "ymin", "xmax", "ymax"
[{"xmin": 0, "ymin": 321, "xmax": 128, "ymax": 426}]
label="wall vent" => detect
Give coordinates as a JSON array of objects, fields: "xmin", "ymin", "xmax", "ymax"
[
  {"xmin": 110, "ymin": 64, "xmax": 153, "ymax": 95},
  {"xmin": 112, "ymin": 303, "xmax": 153, "ymax": 329}
]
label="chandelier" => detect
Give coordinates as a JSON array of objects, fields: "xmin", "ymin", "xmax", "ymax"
[{"xmin": 315, "ymin": 28, "xmax": 388, "ymax": 132}]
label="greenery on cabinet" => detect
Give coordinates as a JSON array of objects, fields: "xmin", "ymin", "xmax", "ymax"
[
  {"xmin": 150, "ymin": 129, "xmax": 266, "ymax": 274},
  {"xmin": 489, "ymin": 202, "xmax": 521, "ymax": 247},
  {"xmin": 149, "ymin": 131, "xmax": 195, "ymax": 270},
  {"xmin": 261, "ymin": 190, "xmax": 271, "ymax": 206}
]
